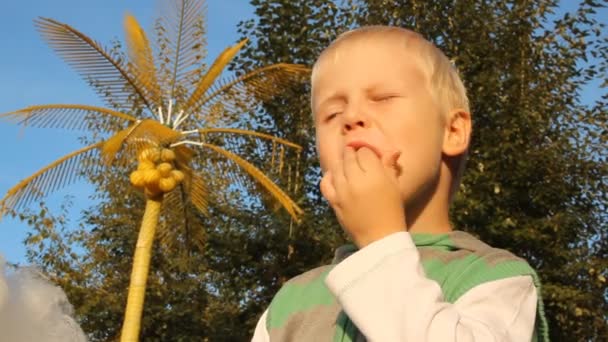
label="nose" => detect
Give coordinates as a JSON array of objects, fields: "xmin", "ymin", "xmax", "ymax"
[{"xmin": 342, "ymin": 107, "xmax": 369, "ymax": 134}]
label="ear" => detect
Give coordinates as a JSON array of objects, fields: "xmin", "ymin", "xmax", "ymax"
[{"xmin": 442, "ymin": 109, "xmax": 471, "ymax": 156}]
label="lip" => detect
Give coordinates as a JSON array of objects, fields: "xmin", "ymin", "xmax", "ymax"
[{"xmin": 345, "ymin": 140, "xmax": 383, "ymax": 159}]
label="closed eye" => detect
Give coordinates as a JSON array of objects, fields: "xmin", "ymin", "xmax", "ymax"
[
  {"xmin": 373, "ymin": 95, "xmax": 400, "ymax": 102},
  {"xmin": 325, "ymin": 112, "xmax": 340, "ymax": 122}
]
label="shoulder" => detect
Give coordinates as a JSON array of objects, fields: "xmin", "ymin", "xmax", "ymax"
[
  {"xmin": 449, "ymin": 231, "xmax": 534, "ymax": 268},
  {"xmin": 422, "ymin": 231, "xmax": 539, "ymax": 301},
  {"xmin": 267, "ymin": 265, "xmax": 336, "ymax": 329},
  {"xmin": 281, "ymin": 264, "xmax": 334, "ymax": 287}
]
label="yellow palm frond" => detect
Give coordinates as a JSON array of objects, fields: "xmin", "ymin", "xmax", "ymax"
[
  {"xmin": 190, "ymin": 63, "xmax": 310, "ymax": 126},
  {"xmin": 189, "ymin": 173, "xmax": 209, "ymax": 215},
  {"xmin": 183, "ymin": 39, "xmax": 248, "ymax": 112},
  {"xmin": 196, "ymin": 128, "xmax": 302, "ymax": 189},
  {"xmin": 124, "ymin": 14, "xmax": 163, "ymax": 108},
  {"xmin": 103, "ymin": 120, "xmax": 183, "ymax": 167},
  {"xmin": 101, "ymin": 121, "xmax": 144, "ymax": 165},
  {"xmin": 1, "ymin": 104, "xmax": 137, "ymax": 131},
  {"xmin": 101, "ymin": 129, "xmax": 130, "ymax": 165},
  {"xmin": 126, "ymin": 119, "xmax": 183, "ymax": 148},
  {"xmin": 165, "ymin": 162, "xmax": 209, "ymax": 215},
  {"xmin": 174, "ymin": 145, "xmax": 196, "ymax": 166},
  {"xmin": 158, "ymin": 187, "xmax": 185, "ymax": 253},
  {"xmin": 199, "ymin": 143, "xmax": 302, "ymax": 221},
  {"xmin": 154, "ymin": 0, "xmax": 208, "ymax": 99},
  {"xmin": 158, "ymin": 184, "xmax": 206, "ymax": 254},
  {"xmin": 157, "ymin": 165, "xmax": 208, "ymax": 255},
  {"xmin": 197, "ymin": 128, "xmax": 301, "ymax": 150},
  {"xmin": 35, "ymin": 17, "xmax": 153, "ymax": 112},
  {"xmin": 0, "ymin": 142, "xmax": 103, "ymax": 216}
]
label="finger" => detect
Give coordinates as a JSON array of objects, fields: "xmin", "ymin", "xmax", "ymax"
[
  {"xmin": 386, "ymin": 151, "xmax": 401, "ymax": 168},
  {"xmin": 386, "ymin": 151, "xmax": 403, "ymax": 177},
  {"xmin": 320, "ymin": 172, "xmax": 337, "ymax": 204},
  {"xmin": 343, "ymin": 146, "xmax": 361, "ymax": 179},
  {"xmin": 357, "ymin": 147, "xmax": 382, "ymax": 173},
  {"xmin": 330, "ymin": 147, "xmax": 346, "ymax": 178}
]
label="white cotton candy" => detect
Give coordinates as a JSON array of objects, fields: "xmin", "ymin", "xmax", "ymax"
[{"xmin": 0, "ymin": 255, "xmax": 87, "ymax": 342}]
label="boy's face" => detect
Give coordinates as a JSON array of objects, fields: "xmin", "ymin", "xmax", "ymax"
[{"xmin": 312, "ymin": 37, "xmax": 446, "ymax": 207}]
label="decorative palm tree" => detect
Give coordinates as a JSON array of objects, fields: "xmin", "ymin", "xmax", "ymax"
[{"xmin": 0, "ymin": 1, "xmax": 308, "ymax": 340}]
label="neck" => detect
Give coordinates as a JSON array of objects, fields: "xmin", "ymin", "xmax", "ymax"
[
  {"xmin": 406, "ymin": 201, "xmax": 452, "ymax": 234},
  {"xmin": 406, "ymin": 165, "xmax": 453, "ymax": 234}
]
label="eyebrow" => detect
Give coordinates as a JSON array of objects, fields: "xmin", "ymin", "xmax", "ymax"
[
  {"xmin": 364, "ymin": 84, "xmax": 391, "ymax": 95},
  {"xmin": 316, "ymin": 92, "xmax": 347, "ymax": 110}
]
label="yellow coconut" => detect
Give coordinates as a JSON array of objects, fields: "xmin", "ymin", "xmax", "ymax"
[
  {"xmin": 160, "ymin": 148, "xmax": 176, "ymax": 162},
  {"xmin": 129, "ymin": 170, "xmax": 146, "ymax": 188},
  {"xmin": 143, "ymin": 169, "xmax": 161, "ymax": 186},
  {"xmin": 157, "ymin": 162, "xmax": 173, "ymax": 177},
  {"xmin": 137, "ymin": 160, "xmax": 156, "ymax": 171},
  {"xmin": 170, "ymin": 169, "xmax": 185, "ymax": 183},
  {"xmin": 139, "ymin": 148, "xmax": 161, "ymax": 163},
  {"xmin": 159, "ymin": 177, "xmax": 177, "ymax": 192}
]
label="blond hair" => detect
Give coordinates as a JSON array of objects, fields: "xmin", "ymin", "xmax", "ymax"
[
  {"xmin": 311, "ymin": 26, "xmax": 471, "ymax": 197},
  {"xmin": 312, "ymin": 26, "xmax": 470, "ymax": 115}
]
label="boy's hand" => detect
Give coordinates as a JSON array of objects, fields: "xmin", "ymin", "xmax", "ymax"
[{"xmin": 320, "ymin": 146, "xmax": 406, "ymax": 248}]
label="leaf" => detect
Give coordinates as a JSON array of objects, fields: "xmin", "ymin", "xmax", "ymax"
[
  {"xmin": 159, "ymin": 187, "xmax": 184, "ymax": 238},
  {"xmin": 35, "ymin": 17, "xmax": 153, "ymax": 112},
  {"xmin": 108, "ymin": 119, "xmax": 183, "ymax": 167},
  {"xmin": 0, "ymin": 142, "xmax": 103, "ymax": 216},
  {"xmin": 188, "ymin": 173, "xmax": 209, "ymax": 216},
  {"xmin": 174, "ymin": 145, "xmax": 196, "ymax": 165},
  {"xmin": 1, "ymin": 104, "xmax": 137, "ymax": 132},
  {"xmin": 196, "ymin": 127, "xmax": 303, "ymax": 188},
  {"xmin": 158, "ymin": 184, "xmax": 190, "ymax": 253},
  {"xmin": 124, "ymin": 14, "xmax": 164, "ymax": 109},
  {"xmin": 191, "ymin": 63, "xmax": 310, "ymax": 126},
  {"xmin": 154, "ymin": 0, "xmax": 208, "ymax": 99},
  {"xmin": 197, "ymin": 128, "xmax": 301, "ymax": 150},
  {"xmin": 157, "ymin": 164, "xmax": 208, "ymax": 255},
  {"xmin": 101, "ymin": 122, "xmax": 143, "ymax": 165},
  {"xmin": 199, "ymin": 142, "xmax": 303, "ymax": 221},
  {"xmin": 183, "ymin": 39, "xmax": 249, "ymax": 112},
  {"xmin": 127, "ymin": 119, "xmax": 182, "ymax": 146}
]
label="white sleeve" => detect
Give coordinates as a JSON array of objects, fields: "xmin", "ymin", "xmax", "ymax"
[
  {"xmin": 325, "ymin": 232, "xmax": 538, "ymax": 341},
  {"xmin": 251, "ymin": 309, "xmax": 270, "ymax": 342}
]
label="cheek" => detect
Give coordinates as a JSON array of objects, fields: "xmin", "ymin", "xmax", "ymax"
[
  {"xmin": 389, "ymin": 116, "xmax": 444, "ymax": 166},
  {"xmin": 316, "ymin": 131, "xmax": 341, "ymax": 173},
  {"xmin": 393, "ymin": 121, "xmax": 444, "ymax": 196},
  {"xmin": 319, "ymin": 146, "xmax": 342, "ymax": 173},
  {"xmin": 402, "ymin": 103, "xmax": 443, "ymax": 142}
]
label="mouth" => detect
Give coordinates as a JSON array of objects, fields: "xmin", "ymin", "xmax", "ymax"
[
  {"xmin": 345, "ymin": 139, "xmax": 402, "ymax": 173},
  {"xmin": 346, "ymin": 140, "xmax": 383, "ymax": 159}
]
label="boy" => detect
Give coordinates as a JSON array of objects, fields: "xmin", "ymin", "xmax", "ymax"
[{"xmin": 252, "ymin": 26, "xmax": 548, "ymax": 341}]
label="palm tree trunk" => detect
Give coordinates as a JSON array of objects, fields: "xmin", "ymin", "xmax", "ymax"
[{"xmin": 120, "ymin": 196, "xmax": 163, "ymax": 342}]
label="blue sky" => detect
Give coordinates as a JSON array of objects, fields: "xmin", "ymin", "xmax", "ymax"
[
  {"xmin": 0, "ymin": 1, "xmax": 605, "ymax": 265},
  {"xmin": 0, "ymin": 0, "xmax": 254, "ymax": 265}
]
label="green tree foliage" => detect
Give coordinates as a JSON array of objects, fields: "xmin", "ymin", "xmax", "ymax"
[{"xmin": 15, "ymin": 0, "xmax": 607, "ymax": 340}]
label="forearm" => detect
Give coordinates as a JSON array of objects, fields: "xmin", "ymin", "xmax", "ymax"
[{"xmin": 251, "ymin": 309, "xmax": 270, "ymax": 342}]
